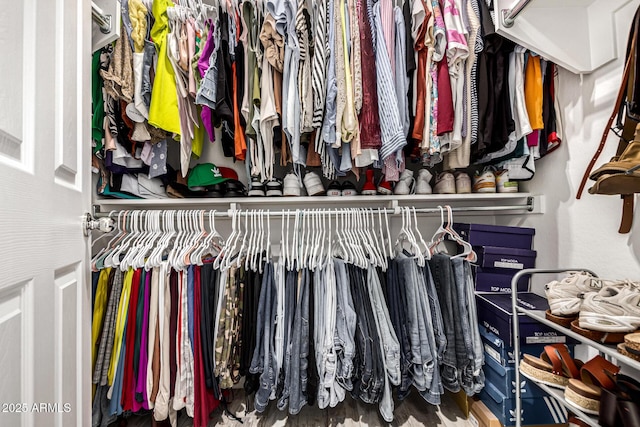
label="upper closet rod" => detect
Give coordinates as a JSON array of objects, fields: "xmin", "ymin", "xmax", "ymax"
[
  {"xmin": 502, "ymin": 0, "xmax": 534, "ymax": 28},
  {"xmin": 92, "ymin": 1, "xmax": 112, "ymax": 34}
]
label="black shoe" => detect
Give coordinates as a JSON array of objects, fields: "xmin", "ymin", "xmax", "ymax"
[
  {"xmin": 248, "ymin": 176, "xmax": 265, "ymax": 196},
  {"xmin": 266, "ymin": 178, "xmax": 283, "ymax": 196},
  {"xmin": 327, "ymin": 180, "xmax": 342, "ymax": 196},
  {"xmin": 341, "ymin": 181, "xmax": 358, "ymax": 196}
]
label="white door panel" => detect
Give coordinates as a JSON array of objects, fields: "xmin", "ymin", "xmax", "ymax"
[{"xmin": 0, "ymin": 0, "xmax": 90, "ymax": 426}]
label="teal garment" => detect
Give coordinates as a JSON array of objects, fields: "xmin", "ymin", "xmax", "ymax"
[{"xmin": 92, "ymin": 50, "xmax": 105, "ymax": 152}]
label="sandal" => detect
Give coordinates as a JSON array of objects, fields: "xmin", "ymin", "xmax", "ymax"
[
  {"xmin": 545, "ymin": 309, "xmax": 576, "ymax": 328},
  {"xmin": 564, "ymin": 355, "xmax": 620, "ymax": 415},
  {"xmin": 600, "ymin": 373, "xmax": 640, "ymax": 427},
  {"xmin": 570, "ymin": 319, "xmax": 627, "ymax": 344},
  {"xmin": 617, "ymin": 332, "xmax": 640, "ymax": 361},
  {"xmin": 519, "ymin": 344, "xmax": 582, "ymax": 388}
]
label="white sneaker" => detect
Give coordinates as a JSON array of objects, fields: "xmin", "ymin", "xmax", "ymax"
[
  {"xmin": 303, "ymin": 171, "xmax": 325, "ymax": 196},
  {"xmin": 433, "ymin": 172, "xmax": 456, "ymax": 194},
  {"xmin": 394, "ymin": 170, "xmax": 415, "ymax": 195},
  {"xmin": 394, "ymin": 179, "xmax": 413, "ymax": 195},
  {"xmin": 454, "ymin": 171, "xmax": 472, "ymax": 194},
  {"xmin": 416, "ymin": 169, "xmax": 433, "ymax": 194},
  {"xmin": 283, "ymin": 173, "xmax": 303, "ymax": 196},
  {"xmin": 496, "ymin": 169, "xmax": 519, "ymax": 193},
  {"xmin": 473, "ymin": 169, "xmax": 497, "ymax": 193},
  {"xmin": 579, "ymin": 286, "xmax": 640, "ymax": 333},
  {"xmin": 545, "ymin": 272, "xmax": 602, "ymax": 317}
]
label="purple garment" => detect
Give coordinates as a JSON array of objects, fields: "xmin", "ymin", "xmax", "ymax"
[
  {"xmin": 198, "ymin": 21, "xmax": 217, "ymax": 141},
  {"xmin": 133, "ymin": 271, "xmax": 152, "ymax": 411}
]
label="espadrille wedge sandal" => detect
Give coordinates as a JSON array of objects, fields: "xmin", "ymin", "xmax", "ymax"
[
  {"xmin": 617, "ymin": 331, "xmax": 640, "ymax": 361},
  {"xmin": 519, "ymin": 344, "xmax": 582, "ymax": 389},
  {"xmin": 564, "ymin": 356, "xmax": 620, "ymax": 416}
]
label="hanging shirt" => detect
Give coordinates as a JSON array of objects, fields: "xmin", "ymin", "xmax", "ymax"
[
  {"xmin": 148, "ymin": 0, "xmax": 181, "ymax": 135},
  {"xmin": 374, "ymin": 2, "xmax": 407, "ymax": 161}
]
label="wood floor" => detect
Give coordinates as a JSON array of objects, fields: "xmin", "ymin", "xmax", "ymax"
[{"xmin": 205, "ymin": 390, "xmax": 472, "ymax": 426}]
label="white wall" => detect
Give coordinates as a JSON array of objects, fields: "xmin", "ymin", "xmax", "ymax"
[{"xmin": 501, "ymin": 0, "xmax": 640, "ymax": 281}]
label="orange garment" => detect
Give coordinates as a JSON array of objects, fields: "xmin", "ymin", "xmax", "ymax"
[
  {"xmin": 232, "ymin": 62, "xmax": 247, "ymax": 160},
  {"xmin": 411, "ymin": 3, "xmax": 431, "ymax": 141},
  {"xmin": 524, "ymin": 55, "xmax": 544, "ymax": 130}
]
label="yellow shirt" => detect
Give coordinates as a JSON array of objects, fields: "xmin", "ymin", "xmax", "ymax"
[
  {"xmin": 107, "ymin": 268, "xmax": 135, "ymax": 385},
  {"xmin": 92, "ymin": 268, "xmax": 111, "ymax": 372},
  {"xmin": 148, "ymin": 0, "xmax": 182, "ymax": 135}
]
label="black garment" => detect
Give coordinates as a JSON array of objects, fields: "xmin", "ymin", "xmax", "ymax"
[
  {"xmin": 474, "ymin": 0, "xmax": 515, "ymax": 159},
  {"xmin": 357, "ymin": 266, "xmax": 384, "ymax": 404},
  {"xmin": 540, "ymin": 61, "xmax": 557, "ymax": 157},
  {"xmin": 243, "ymin": 268, "xmax": 262, "ymax": 395},
  {"xmin": 169, "ymin": 270, "xmax": 179, "ymax": 398},
  {"xmin": 200, "ymin": 263, "xmax": 218, "ymax": 389},
  {"xmin": 307, "ymin": 271, "xmax": 318, "ymax": 406},
  {"xmin": 349, "ymin": 265, "xmax": 383, "ymax": 404},
  {"xmin": 212, "ymin": 12, "xmax": 235, "ymax": 158},
  {"xmin": 349, "ymin": 264, "xmax": 373, "ymax": 403},
  {"xmin": 386, "ymin": 259, "xmax": 412, "ymax": 400},
  {"xmin": 403, "ymin": 0, "xmax": 416, "ymax": 158}
]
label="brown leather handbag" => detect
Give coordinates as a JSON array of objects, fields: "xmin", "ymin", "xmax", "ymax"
[{"xmin": 578, "ymin": 6, "xmax": 640, "ymax": 234}]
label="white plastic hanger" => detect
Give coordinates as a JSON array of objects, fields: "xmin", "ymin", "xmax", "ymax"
[
  {"xmin": 92, "ymin": 210, "xmax": 119, "ymax": 271},
  {"xmin": 446, "ymin": 206, "xmax": 477, "ymax": 262}
]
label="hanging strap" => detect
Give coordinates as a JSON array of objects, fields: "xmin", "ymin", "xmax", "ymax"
[
  {"xmin": 577, "ymin": 52, "xmax": 634, "ymax": 199},
  {"xmin": 620, "ymin": 194, "xmax": 635, "ymax": 233},
  {"xmin": 577, "ymin": 11, "xmax": 640, "ymax": 199}
]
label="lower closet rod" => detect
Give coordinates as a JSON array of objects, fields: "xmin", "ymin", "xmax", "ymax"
[{"xmin": 92, "ymin": 203, "xmax": 533, "ymax": 219}]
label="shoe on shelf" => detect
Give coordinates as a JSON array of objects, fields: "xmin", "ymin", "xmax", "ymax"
[
  {"xmin": 399, "ymin": 169, "xmax": 414, "ymax": 182},
  {"xmin": 564, "ymin": 356, "xmax": 620, "ymax": 416},
  {"xmin": 362, "ymin": 169, "xmax": 377, "ymax": 196},
  {"xmin": 433, "ymin": 171, "xmax": 456, "ymax": 194},
  {"xmin": 454, "ymin": 171, "xmax": 471, "ymax": 194},
  {"xmin": 377, "ymin": 176, "xmax": 393, "ymax": 195},
  {"xmin": 265, "ymin": 178, "xmax": 283, "ymax": 196},
  {"xmin": 283, "ymin": 173, "xmax": 303, "ymax": 196},
  {"xmin": 579, "ymin": 286, "xmax": 640, "ymax": 333},
  {"xmin": 415, "ymin": 169, "xmax": 433, "ymax": 195},
  {"xmin": 303, "ymin": 171, "xmax": 325, "ymax": 196},
  {"xmin": 496, "ymin": 169, "xmax": 519, "ymax": 193},
  {"xmin": 519, "ymin": 343, "xmax": 581, "ymax": 389},
  {"xmin": 394, "ymin": 169, "xmax": 415, "ymax": 195},
  {"xmin": 473, "ymin": 169, "xmax": 497, "ymax": 193},
  {"xmin": 327, "ymin": 180, "xmax": 342, "ymax": 196},
  {"xmin": 341, "ymin": 181, "xmax": 358, "ymax": 197},
  {"xmin": 248, "ymin": 176, "xmax": 265, "ymax": 197},
  {"xmin": 544, "ymin": 271, "xmax": 602, "ymax": 319}
]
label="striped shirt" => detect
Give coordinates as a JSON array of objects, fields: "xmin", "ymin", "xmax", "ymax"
[{"xmin": 374, "ymin": 2, "xmax": 407, "ymax": 160}]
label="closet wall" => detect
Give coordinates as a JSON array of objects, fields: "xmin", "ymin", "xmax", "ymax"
[{"xmin": 500, "ymin": 0, "xmax": 640, "ymax": 280}]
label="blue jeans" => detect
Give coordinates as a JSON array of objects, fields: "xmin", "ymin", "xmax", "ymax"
[{"xmin": 429, "ymin": 254, "xmax": 460, "ymax": 393}]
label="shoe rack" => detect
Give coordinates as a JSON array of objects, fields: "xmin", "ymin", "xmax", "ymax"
[{"xmin": 510, "ymin": 268, "xmax": 640, "ymax": 427}]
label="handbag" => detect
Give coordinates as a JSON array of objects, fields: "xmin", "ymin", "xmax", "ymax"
[{"xmin": 577, "ymin": 6, "xmax": 640, "ymax": 233}]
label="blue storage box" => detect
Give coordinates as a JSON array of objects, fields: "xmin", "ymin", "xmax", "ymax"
[
  {"xmin": 484, "ymin": 351, "xmax": 548, "ymax": 399},
  {"xmin": 475, "ymin": 268, "xmax": 530, "ymax": 293},
  {"xmin": 475, "ymin": 246, "xmax": 537, "ymax": 271},
  {"xmin": 480, "ymin": 327, "xmax": 546, "ymax": 366},
  {"xmin": 476, "ymin": 293, "xmax": 570, "ymax": 348},
  {"xmin": 454, "ymin": 223, "xmax": 535, "ymax": 250},
  {"xmin": 479, "ymin": 381, "xmax": 568, "ymax": 426}
]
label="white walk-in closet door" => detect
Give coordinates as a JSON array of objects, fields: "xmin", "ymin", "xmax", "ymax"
[{"xmin": 0, "ymin": 1, "xmax": 91, "ymax": 426}]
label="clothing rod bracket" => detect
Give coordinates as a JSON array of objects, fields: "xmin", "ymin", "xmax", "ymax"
[{"xmin": 501, "ymin": 0, "xmax": 534, "ymax": 28}]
